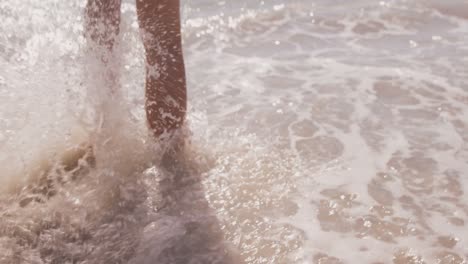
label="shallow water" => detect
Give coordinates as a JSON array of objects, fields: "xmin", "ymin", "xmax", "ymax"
[{"xmin": 1, "ymin": 0, "xmax": 468, "ymax": 263}]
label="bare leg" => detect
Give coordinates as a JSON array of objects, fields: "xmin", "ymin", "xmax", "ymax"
[
  {"xmin": 84, "ymin": 0, "xmax": 123, "ymax": 121},
  {"xmin": 85, "ymin": 0, "xmax": 121, "ymax": 57},
  {"xmin": 136, "ymin": 0, "xmax": 187, "ymax": 139}
]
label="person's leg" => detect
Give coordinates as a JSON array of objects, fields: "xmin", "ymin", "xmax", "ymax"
[
  {"xmin": 136, "ymin": 0, "xmax": 187, "ymax": 139},
  {"xmin": 85, "ymin": 0, "xmax": 122, "ymax": 56},
  {"xmin": 85, "ymin": 0, "xmax": 123, "ymax": 118}
]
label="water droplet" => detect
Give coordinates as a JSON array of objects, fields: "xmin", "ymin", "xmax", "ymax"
[{"xmin": 273, "ymin": 4, "xmax": 285, "ymax": 11}]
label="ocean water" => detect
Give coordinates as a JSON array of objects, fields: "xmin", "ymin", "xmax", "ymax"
[{"xmin": 1, "ymin": 0, "xmax": 468, "ymax": 263}]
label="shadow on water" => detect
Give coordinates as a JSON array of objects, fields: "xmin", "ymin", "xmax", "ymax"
[{"xmin": 130, "ymin": 139, "xmax": 243, "ymax": 264}]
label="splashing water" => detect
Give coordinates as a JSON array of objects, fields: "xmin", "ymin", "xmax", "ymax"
[{"xmin": 1, "ymin": 0, "xmax": 468, "ymax": 263}]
